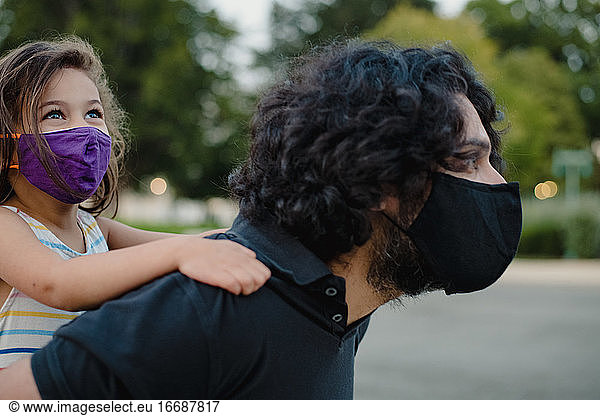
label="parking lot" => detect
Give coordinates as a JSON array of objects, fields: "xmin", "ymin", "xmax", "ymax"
[{"xmin": 354, "ymin": 259, "xmax": 600, "ymax": 399}]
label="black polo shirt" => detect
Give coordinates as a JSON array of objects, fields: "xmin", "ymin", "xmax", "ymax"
[{"xmin": 30, "ymin": 215, "xmax": 371, "ymax": 399}]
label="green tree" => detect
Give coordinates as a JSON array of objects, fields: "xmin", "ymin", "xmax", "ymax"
[
  {"xmin": 259, "ymin": 0, "xmax": 434, "ymax": 70},
  {"xmin": 466, "ymin": 0, "xmax": 600, "ymax": 139},
  {"xmin": 371, "ymin": 5, "xmax": 589, "ymax": 193},
  {"xmin": 0, "ymin": 0, "xmax": 251, "ymax": 198}
]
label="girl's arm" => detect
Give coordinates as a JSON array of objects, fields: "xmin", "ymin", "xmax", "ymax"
[
  {"xmin": 96, "ymin": 216, "xmax": 225, "ymax": 249},
  {"xmin": 0, "ymin": 358, "xmax": 40, "ymax": 399},
  {"xmin": 0, "ymin": 208, "xmax": 270, "ymax": 312}
]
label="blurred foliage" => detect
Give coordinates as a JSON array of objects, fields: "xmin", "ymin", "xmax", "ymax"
[
  {"xmin": 518, "ymin": 195, "xmax": 600, "ymax": 258},
  {"xmin": 466, "ymin": 0, "xmax": 600, "ymax": 140},
  {"xmin": 258, "ymin": 0, "xmax": 434, "ymax": 71},
  {"xmin": 119, "ymin": 220, "xmax": 221, "ymax": 235},
  {"xmin": 565, "ymin": 211, "xmax": 600, "ymax": 257},
  {"xmin": 518, "ymin": 216, "xmax": 565, "ymax": 257},
  {"xmin": 0, "ymin": 0, "xmax": 252, "ymax": 198},
  {"xmin": 370, "ymin": 5, "xmax": 591, "ymax": 192}
]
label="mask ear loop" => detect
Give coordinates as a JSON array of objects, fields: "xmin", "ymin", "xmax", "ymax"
[
  {"xmin": 1, "ymin": 133, "xmax": 21, "ymax": 170},
  {"xmin": 380, "ymin": 211, "xmax": 409, "ymax": 234}
]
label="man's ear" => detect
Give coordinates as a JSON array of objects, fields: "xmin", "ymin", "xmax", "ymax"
[
  {"xmin": 370, "ymin": 195, "xmax": 399, "ymax": 212},
  {"xmin": 370, "ymin": 184, "xmax": 400, "ymax": 212},
  {"xmin": 370, "ymin": 200, "xmax": 386, "ymax": 212}
]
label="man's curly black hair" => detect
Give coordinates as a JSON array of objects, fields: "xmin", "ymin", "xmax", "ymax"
[{"xmin": 229, "ymin": 39, "xmax": 503, "ymax": 262}]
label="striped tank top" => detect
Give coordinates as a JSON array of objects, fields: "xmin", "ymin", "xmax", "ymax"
[{"xmin": 0, "ymin": 206, "xmax": 109, "ymax": 368}]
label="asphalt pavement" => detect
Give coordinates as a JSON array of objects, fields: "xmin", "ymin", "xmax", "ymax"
[{"xmin": 353, "ymin": 259, "xmax": 600, "ymax": 399}]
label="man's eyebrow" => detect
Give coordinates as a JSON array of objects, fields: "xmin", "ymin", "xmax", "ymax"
[{"xmin": 457, "ymin": 137, "xmax": 491, "ymax": 151}]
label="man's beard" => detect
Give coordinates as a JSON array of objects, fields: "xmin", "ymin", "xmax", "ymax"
[{"xmin": 366, "ymin": 218, "xmax": 443, "ymax": 302}]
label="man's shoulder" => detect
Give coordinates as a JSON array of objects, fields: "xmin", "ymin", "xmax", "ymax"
[
  {"xmin": 40, "ymin": 267, "xmax": 366, "ymax": 399},
  {"xmin": 101, "ymin": 271, "xmax": 270, "ymax": 328},
  {"xmin": 57, "ymin": 273, "xmax": 214, "ymax": 337},
  {"xmin": 80, "ymin": 270, "xmax": 278, "ymax": 342},
  {"xmin": 47, "ymin": 272, "xmax": 275, "ymax": 395}
]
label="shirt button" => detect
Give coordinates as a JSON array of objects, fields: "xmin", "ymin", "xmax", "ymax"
[
  {"xmin": 325, "ymin": 287, "xmax": 338, "ymax": 297},
  {"xmin": 332, "ymin": 313, "xmax": 343, "ymax": 322}
]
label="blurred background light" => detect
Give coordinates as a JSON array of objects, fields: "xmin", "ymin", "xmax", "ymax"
[
  {"xmin": 534, "ymin": 180, "xmax": 559, "ymax": 200},
  {"xmin": 150, "ymin": 177, "xmax": 168, "ymax": 196}
]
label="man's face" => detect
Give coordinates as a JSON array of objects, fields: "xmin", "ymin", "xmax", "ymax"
[
  {"xmin": 366, "ymin": 95, "xmax": 507, "ymax": 300},
  {"xmin": 438, "ymin": 95, "xmax": 506, "ymax": 185}
]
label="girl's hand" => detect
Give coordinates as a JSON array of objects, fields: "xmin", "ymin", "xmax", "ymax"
[
  {"xmin": 176, "ymin": 237, "xmax": 271, "ymax": 295},
  {"xmin": 197, "ymin": 228, "xmax": 229, "ymax": 238}
]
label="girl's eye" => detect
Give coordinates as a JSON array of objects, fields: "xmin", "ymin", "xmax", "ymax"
[
  {"xmin": 86, "ymin": 109, "xmax": 103, "ymax": 119},
  {"xmin": 43, "ymin": 109, "xmax": 64, "ymax": 120}
]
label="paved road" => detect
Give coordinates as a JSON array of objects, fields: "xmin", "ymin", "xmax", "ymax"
[{"xmin": 354, "ymin": 259, "xmax": 600, "ymax": 399}]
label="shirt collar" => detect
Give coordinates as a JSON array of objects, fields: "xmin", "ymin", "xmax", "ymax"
[{"xmin": 227, "ymin": 214, "xmax": 333, "ymax": 286}]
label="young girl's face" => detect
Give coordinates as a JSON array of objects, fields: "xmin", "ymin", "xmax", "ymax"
[{"xmin": 36, "ymin": 68, "xmax": 108, "ymax": 135}]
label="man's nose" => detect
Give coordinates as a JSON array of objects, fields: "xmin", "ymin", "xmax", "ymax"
[{"xmin": 481, "ymin": 163, "xmax": 507, "ymax": 185}]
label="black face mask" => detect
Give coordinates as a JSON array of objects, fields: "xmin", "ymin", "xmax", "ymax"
[{"xmin": 383, "ymin": 172, "xmax": 522, "ymax": 295}]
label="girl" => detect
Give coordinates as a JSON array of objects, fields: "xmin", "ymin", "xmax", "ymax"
[{"xmin": 0, "ymin": 37, "xmax": 270, "ymax": 368}]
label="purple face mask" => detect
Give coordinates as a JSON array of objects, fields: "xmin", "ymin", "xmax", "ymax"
[{"xmin": 16, "ymin": 126, "xmax": 112, "ymax": 204}]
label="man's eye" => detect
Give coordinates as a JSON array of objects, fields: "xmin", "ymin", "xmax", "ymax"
[
  {"xmin": 441, "ymin": 152, "xmax": 480, "ymax": 172},
  {"xmin": 43, "ymin": 110, "xmax": 64, "ymax": 120},
  {"xmin": 453, "ymin": 150, "xmax": 479, "ymax": 160},
  {"xmin": 466, "ymin": 158, "xmax": 479, "ymax": 170}
]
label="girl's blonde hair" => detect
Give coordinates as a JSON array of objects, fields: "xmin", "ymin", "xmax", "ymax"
[{"xmin": 0, "ymin": 35, "xmax": 128, "ymax": 215}]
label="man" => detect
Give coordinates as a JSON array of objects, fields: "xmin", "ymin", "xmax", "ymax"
[{"xmin": 0, "ymin": 40, "xmax": 521, "ymax": 399}]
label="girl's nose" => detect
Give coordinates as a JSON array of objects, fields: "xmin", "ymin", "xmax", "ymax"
[{"xmin": 69, "ymin": 117, "xmax": 87, "ymax": 129}]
